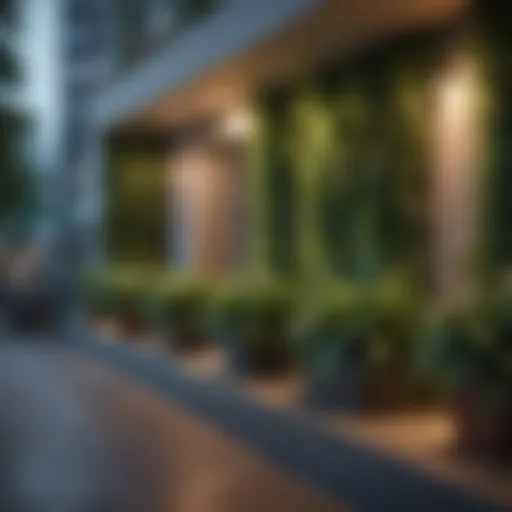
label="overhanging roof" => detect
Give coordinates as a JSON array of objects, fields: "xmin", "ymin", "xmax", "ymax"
[
  {"xmin": 94, "ymin": 0, "xmax": 318, "ymax": 128},
  {"xmin": 96, "ymin": 0, "xmax": 467, "ymax": 131}
]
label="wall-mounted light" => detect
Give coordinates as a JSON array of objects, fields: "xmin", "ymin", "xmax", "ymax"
[
  {"xmin": 432, "ymin": 50, "xmax": 481, "ymax": 302},
  {"xmin": 220, "ymin": 108, "xmax": 254, "ymax": 142},
  {"xmin": 437, "ymin": 56, "xmax": 476, "ymax": 121}
]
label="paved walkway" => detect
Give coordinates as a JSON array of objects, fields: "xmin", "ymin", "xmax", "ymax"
[
  {"xmin": 75, "ymin": 337, "xmax": 506, "ymax": 512},
  {"xmin": 0, "ymin": 342, "xmax": 344, "ymax": 512}
]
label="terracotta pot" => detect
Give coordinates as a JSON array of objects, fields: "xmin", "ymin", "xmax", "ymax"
[
  {"xmin": 117, "ymin": 313, "xmax": 147, "ymax": 339},
  {"xmin": 166, "ymin": 326, "xmax": 207, "ymax": 353},
  {"xmin": 307, "ymin": 364, "xmax": 410, "ymax": 412},
  {"xmin": 453, "ymin": 387, "xmax": 512, "ymax": 461},
  {"xmin": 228, "ymin": 339, "xmax": 290, "ymax": 377}
]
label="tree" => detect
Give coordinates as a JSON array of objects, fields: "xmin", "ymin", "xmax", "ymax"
[{"xmin": 0, "ymin": 0, "xmax": 33, "ymax": 236}]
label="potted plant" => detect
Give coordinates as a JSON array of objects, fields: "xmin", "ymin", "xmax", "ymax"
[
  {"xmin": 151, "ymin": 275, "xmax": 212, "ymax": 352},
  {"xmin": 419, "ymin": 296, "xmax": 512, "ymax": 461},
  {"xmin": 81, "ymin": 268, "xmax": 117, "ymax": 328},
  {"xmin": 211, "ymin": 279, "xmax": 294, "ymax": 377},
  {"xmin": 108, "ymin": 266, "xmax": 156, "ymax": 338},
  {"xmin": 81, "ymin": 266, "xmax": 155, "ymax": 338},
  {"xmin": 296, "ymin": 276, "xmax": 419, "ymax": 411}
]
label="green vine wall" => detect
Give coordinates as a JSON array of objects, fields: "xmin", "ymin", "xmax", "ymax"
[
  {"xmin": 106, "ymin": 139, "xmax": 168, "ymax": 266},
  {"xmin": 251, "ymin": 30, "xmax": 439, "ymax": 285},
  {"xmin": 476, "ymin": 3, "xmax": 512, "ymax": 280},
  {"xmin": 103, "ymin": 7, "xmax": 512, "ymax": 290}
]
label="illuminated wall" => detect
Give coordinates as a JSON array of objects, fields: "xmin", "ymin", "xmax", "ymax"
[
  {"xmin": 431, "ymin": 51, "xmax": 486, "ymax": 301},
  {"xmin": 106, "ymin": 137, "xmax": 168, "ymax": 265},
  {"xmin": 169, "ymin": 143, "xmax": 243, "ymax": 274}
]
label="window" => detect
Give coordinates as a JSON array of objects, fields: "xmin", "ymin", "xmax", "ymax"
[{"xmin": 145, "ymin": 0, "xmax": 181, "ymax": 40}]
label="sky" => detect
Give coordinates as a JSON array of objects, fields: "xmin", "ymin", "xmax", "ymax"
[{"xmin": 20, "ymin": 0, "xmax": 63, "ymax": 172}]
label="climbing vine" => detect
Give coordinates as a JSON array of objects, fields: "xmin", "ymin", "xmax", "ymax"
[
  {"xmin": 252, "ymin": 30, "xmax": 438, "ymax": 284},
  {"xmin": 106, "ymin": 138, "xmax": 168, "ymax": 266}
]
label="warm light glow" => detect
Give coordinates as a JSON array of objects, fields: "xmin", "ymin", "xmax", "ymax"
[
  {"xmin": 441, "ymin": 73, "xmax": 468, "ymax": 113},
  {"xmin": 437, "ymin": 58, "xmax": 476, "ymax": 119},
  {"xmin": 433, "ymin": 53, "xmax": 480, "ymax": 303},
  {"xmin": 221, "ymin": 108, "xmax": 254, "ymax": 141}
]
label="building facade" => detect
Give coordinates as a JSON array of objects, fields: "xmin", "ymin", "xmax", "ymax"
[
  {"xmin": 61, "ymin": 0, "xmax": 114, "ymax": 265},
  {"xmin": 88, "ymin": 0, "xmax": 511, "ymax": 300}
]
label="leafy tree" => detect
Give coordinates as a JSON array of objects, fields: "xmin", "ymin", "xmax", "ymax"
[{"xmin": 0, "ymin": 0, "xmax": 33, "ymax": 235}]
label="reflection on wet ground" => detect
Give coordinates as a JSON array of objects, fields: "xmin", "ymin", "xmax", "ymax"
[{"xmin": 0, "ymin": 342, "xmax": 344, "ymax": 512}]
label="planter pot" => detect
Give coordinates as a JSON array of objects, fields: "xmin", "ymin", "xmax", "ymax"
[
  {"xmin": 228, "ymin": 339, "xmax": 290, "ymax": 378},
  {"xmin": 306, "ymin": 364, "xmax": 411, "ymax": 412},
  {"xmin": 118, "ymin": 314, "xmax": 146, "ymax": 340},
  {"xmin": 165, "ymin": 326, "xmax": 207, "ymax": 353},
  {"xmin": 453, "ymin": 386, "xmax": 512, "ymax": 461},
  {"xmin": 5, "ymin": 288, "xmax": 61, "ymax": 335},
  {"xmin": 88, "ymin": 314, "xmax": 111, "ymax": 329},
  {"xmin": 89, "ymin": 315, "xmax": 120, "ymax": 339}
]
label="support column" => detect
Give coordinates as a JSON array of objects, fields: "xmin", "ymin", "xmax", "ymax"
[{"xmin": 432, "ymin": 52, "xmax": 484, "ymax": 302}]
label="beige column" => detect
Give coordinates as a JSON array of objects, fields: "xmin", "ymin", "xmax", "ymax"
[
  {"xmin": 432, "ymin": 55, "xmax": 483, "ymax": 303},
  {"xmin": 169, "ymin": 145, "xmax": 240, "ymax": 274}
]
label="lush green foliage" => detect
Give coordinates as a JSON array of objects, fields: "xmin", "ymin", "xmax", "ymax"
[
  {"xmin": 417, "ymin": 289, "xmax": 512, "ymax": 412},
  {"xmin": 106, "ymin": 141, "xmax": 168, "ymax": 265},
  {"xmin": 149, "ymin": 274, "xmax": 213, "ymax": 341},
  {"xmin": 252, "ymin": 31, "xmax": 436, "ymax": 281},
  {"xmin": 82, "ymin": 266, "xmax": 510, "ymax": 410},
  {"xmin": 82, "ymin": 266, "xmax": 157, "ymax": 323},
  {"xmin": 0, "ymin": 0, "xmax": 15, "ymax": 23},
  {"xmin": 81, "ymin": 268, "xmax": 116, "ymax": 317},
  {"xmin": 1, "ymin": 3, "xmax": 34, "ymax": 232},
  {"xmin": 476, "ymin": 3, "xmax": 512, "ymax": 278},
  {"xmin": 262, "ymin": 100, "xmax": 297, "ymax": 274},
  {"xmin": 210, "ymin": 279, "xmax": 294, "ymax": 358},
  {"xmin": 0, "ymin": 112, "xmax": 33, "ymax": 228},
  {"xmin": 294, "ymin": 273, "xmax": 420, "ymax": 381}
]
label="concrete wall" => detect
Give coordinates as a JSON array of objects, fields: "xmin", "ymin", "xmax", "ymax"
[{"xmin": 169, "ymin": 143, "xmax": 244, "ymax": 273}]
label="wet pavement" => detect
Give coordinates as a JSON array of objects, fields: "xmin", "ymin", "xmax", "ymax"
[{"xmin": 0, "ymin": 342, "xmax": 344, "ymax": 512}]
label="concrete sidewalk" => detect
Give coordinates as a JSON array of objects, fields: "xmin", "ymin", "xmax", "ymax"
[
  {"xmin": 73, "ymin": 337, "xmax": 507, "ymax": 512},
  {"xmin": 0, "ymin": 342, "xmax": 343, "ymax": 512}
]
